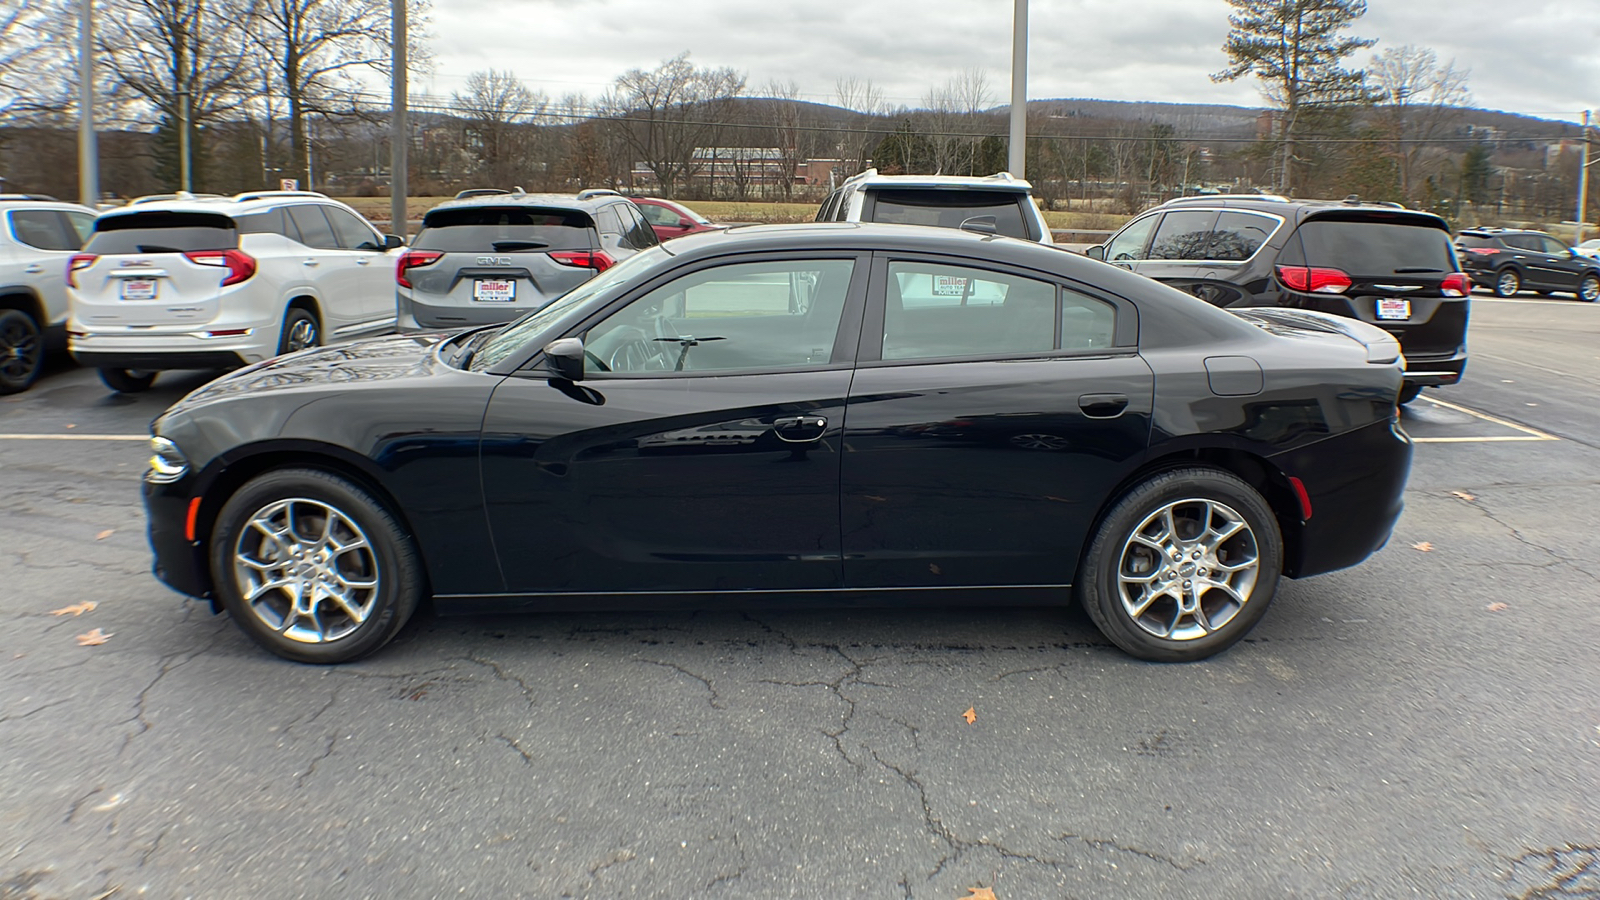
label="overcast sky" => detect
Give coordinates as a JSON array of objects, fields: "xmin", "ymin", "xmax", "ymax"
[{"xmin": 419, "ymin": 0, "xmax": 1599, "ymax": 124}]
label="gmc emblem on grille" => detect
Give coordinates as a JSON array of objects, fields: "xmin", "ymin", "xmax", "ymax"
[{"xmin": 476, "ymin": 256, "xmax": 513, "ymax": 266}]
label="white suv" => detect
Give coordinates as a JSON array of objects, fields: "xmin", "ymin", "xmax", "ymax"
[
  {"xmin": 814, "ymin": 169, "xmax": 1054, "ymax": 243},
  {"xmin": 67, "ymin": 191, "xmax": 402, "ymax": 392},
  {"xmin": 0, "ymin": 195, "xmax": 99, "ymax": 393}
]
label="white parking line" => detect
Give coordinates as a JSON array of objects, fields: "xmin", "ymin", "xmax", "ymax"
[
  {"xmin": 1409, "ymin": 396, "xmax": 1559, "ymax": 444},
  {"xmin": 0, "ymin": 433, "xmax": 148, "ymax": 441}
]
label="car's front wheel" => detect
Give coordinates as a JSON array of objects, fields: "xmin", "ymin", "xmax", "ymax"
[
  {"xmin": 1578, "ymin": 273, "xmax": 1599, "ymax": 303},
  {"xmin": 211, "ymin": 468, "xmax": 423, "ymax": 663},
  {"xmin": 98, "ymin": 368, "xmax": 157, "ymax": 393},
  {"xmin": 1077, "ymin": 468, "xmax": 1283, "ymax": 662},
  {"xmin": 0, "ymin": 308, "xmax": 44, "ymax": 395},
  {"xmin": 1493, "ymin": 268, "xmax": 1522, "ymax": 298}
]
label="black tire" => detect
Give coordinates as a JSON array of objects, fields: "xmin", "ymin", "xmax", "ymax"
[
  {"xmin": 1076, "ymin": 467, "xmax": 1283, "ymax": 662},
  {"xmin": 278, "ymin": 306, "xmax": 320, "ymax": 355},
  {"xmin": 1493, "ymin": 268, "xmax": 1521, "ymax": 298},
  {"xmin": 0, "ymin": 308, "xmax": 44, "ymax": 395},
  {"xmin": 210, "ymin": 468, "xmax": 423, "ymax": 664},
  {"xmin": 1397, "ymin": 383, "xmax": 1423, "ymax": 405},
  {"xmin": 98, "ymin": 367, "xmax": 157, "ymax": 393},
  {"xmin": 1578, "ymin": 273, "xmax": 1600, "ymax": 303}
]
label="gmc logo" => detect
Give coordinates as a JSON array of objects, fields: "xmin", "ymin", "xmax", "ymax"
[{"xmin": 476, "ymin": 256, "xmax": 512, "ymax": 266}]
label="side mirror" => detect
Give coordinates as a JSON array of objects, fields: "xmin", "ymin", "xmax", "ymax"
[
  {"xmin": 1085, "ymin": 245, "xmax": 1106, "ymax": 261},
  {"xmin": 544, "ymin": 337, "xmax": 585, "ymax": 381},
  {"xmin": 383, "ymin": 234, "xmax": 406, "ymax": 250}
]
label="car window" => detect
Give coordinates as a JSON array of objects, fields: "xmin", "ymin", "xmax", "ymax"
[
  {"xmin": 1104, "ymin": 213, "xmax": 1158, "ymax": 262},
  {"xmin": 83, "ymin": 211, "xmax": 238, "ymax": 253},
  {"xmin": 1540, "ymin": 236, "xmax": 1570, "ymax": 255},
  {"xmin": 286, "ymin": 205, "xmax": 339, "ymax": 250},
  {"xmin": 1294, "ymin": 219, "xmax": 1455, "ymax": 275},
  {"xmin": 1148, "ymin": 210, "xmax": 1219, "ymax": 260},
  {"xmin": 324, "ymin": 205, "xmax": 381, "ymax": 250},
  {"xmin": 1503, "ymin": 234, "xmax": 1542, "ymax": 252},
  {"xmin": 816, "ymin": 190, "xmax": 841, "ymax": 222},
  {"xmin": 585, "ymin": 258, "xmax": 855, "ymax": 375},
  {"xmin": 638, "ymin": 203, "xmax": 676, "ymax": 226},
  {"xmin": 616, "ymin": 203, "xmax": 658, "ymax": 249},
  {"xmin": 64, "ymin": 211, "xmax": 96, "ymax": 246},
  {"xmin": 1060, "ymin": 288, "xmax": 1119, "ymax": 350},
  {"xmin": 8, "ymin": 210, "xmax": 77, "ymax": 251},
  {"xmin": 235, "ymin": 208, "xmax": 288, "ymax": 237},
  {"xmin": 1208, "ymin": 211, "xmax": 1277, "ymax": 261},
  {"xmin": 869, "ymin": 189, "xmax": 1029, "ymax": 239},
  {"xmin": 413, "ymin": 206, "xmax": 596, "ymax": 253},
  {"xmin": 1456, "ymin": 235, "xmax": 1495, "ymax": 249},
  {"xmin": 883, "ymin": 260, "xmax": 1061, "ymax": 361}
]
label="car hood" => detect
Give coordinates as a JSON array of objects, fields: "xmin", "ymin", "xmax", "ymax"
[{"xmin": 166, "ymin": 331, "xmax": 454, "ymax": 412}]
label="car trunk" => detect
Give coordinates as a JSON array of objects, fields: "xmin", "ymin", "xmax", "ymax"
[
  {"xmin": 408, "ymin": 207, "xmax": 601, "ymax": 322},
  {"xmin": 75, "ymin": 211, "xmax": 236, "ymax": 327}
]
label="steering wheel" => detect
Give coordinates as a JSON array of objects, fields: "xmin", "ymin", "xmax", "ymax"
[{"xmin": 605, "ymin": 326, "xmax": 671, "ymax": 372}]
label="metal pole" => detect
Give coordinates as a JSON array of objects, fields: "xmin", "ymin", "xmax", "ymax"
[
  {"xmin": 1008, "ymin": 0, "xmax": 1027, "ymax": 178},
  {"xmin": 78, "ymin": 0, "xmax": 98, "ymax": 206},
  {"xmin": 1576, "ymin": 109, "xmax": 1591, "ymax": 247},
  {"xmin": 178, "ymin": 90, "xmax": 191, "ymax": 191},
  {"xmin": 390, "ymin": 0, "xmax": 408, "ymax": 237}
]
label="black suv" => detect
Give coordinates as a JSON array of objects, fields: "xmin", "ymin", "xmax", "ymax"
[
  {"xmin": 1455, "ymin": 228, "xmax": 1600, "ymax": 302},
  {"xmin": 1089, "ymin": 195, "xmax": 1470, "ymax": 403}
]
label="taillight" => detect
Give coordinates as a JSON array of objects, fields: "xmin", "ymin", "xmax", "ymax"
[
  {"xmin": 1276, "ymin": 265, "xmax": 1352, "ymax": 294},
  {"xmin": 548, "ymin": 250, "xmax": 616, "ymax": 272},
  {"xmin": 1439, "ymin": 273, "xmax": 1471, "ymax": 297},
  {"xmin": 67, "ymin": 253, "xmax": 97, "ymax": 289},
  {"xmin": 1464, "ymin": 248, "xmax": 1501, "ymax": 257},
  {"xmin": 185, "ymin": 249, "xmax": 256, "ymax": 286},
  {"xmin": 396, "ymin": 250, "xmax": 442, "ymax": 288}
]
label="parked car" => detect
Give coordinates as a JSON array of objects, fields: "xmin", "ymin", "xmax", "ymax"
[
  {"xmin": 1573, "ymin": 238, "xmax": 1600, "ymax": 259},
  {"xmin": 396, "ymin": 188, "xmax": 660, "ymax": 331},
  {"xmin": 814, "ymin": 169, "xmax": 1054, "ymax": 243},
  {"xmin": 1089, "ymin": 195, "xmax": 1470, "ymax": 404},
  {"xmin": 144, "ymin": 222, "xmax": 1412, "ymax": 665},
  {"xmin": 1455, "ymin": 228, "xmax": 1600, "ymax": 301},
  {"xmin": 0, "ymin": 194, "xmax": 99, "ymax": 393},
  {"xmin": 67, "ymin": 190, "xmax": 403, "ymax": 393},
  {"xmin": 631, "ymin": 197, "xmax": 726, "ymax": 241}
]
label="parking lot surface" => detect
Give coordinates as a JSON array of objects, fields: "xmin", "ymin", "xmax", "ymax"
[{"xmin": 2, "ymin": 296, "xmax": 1597, "ymax": 898}]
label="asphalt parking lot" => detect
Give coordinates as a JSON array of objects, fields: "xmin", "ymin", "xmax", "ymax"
[{"xmin": 2, "ymin": 294, "xmax": 1597, "ymax": 899}]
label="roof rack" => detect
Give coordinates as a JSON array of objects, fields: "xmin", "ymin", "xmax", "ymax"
[
  {"xmin": 454, "ymin": 188, "xmax": 509, "ymax": 200},
  {"xmin": 126, "ymin": 191, "xmax": 228, "ymax": 205},
  {"xmin": 232, "ymin": 190, "xmax": 329, "ymax": 202},
  {"xmin": 0, "ymin": 193, "xmax": 60, "ymax": 202},
  {"xmin": 576, "ymin": 188, "xmax": 622, "ymax": 200}
]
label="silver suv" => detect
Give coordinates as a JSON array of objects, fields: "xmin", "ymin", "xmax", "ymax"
[
  {"xmin": 814, "ymin": 169, "xmax": 1054, "ymax": 243},
  {"xmin": 0, "ymin": 195, "xmax": 99, "ymax": 393},
  {"xmin": 67, "ymin": 191, "xmax": 402, "ymax": 392},
  {"xmin": 396, "ymin": 188, "xmax": 660, "ymax": 330}
]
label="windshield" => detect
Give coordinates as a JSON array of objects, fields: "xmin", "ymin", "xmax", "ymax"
[{"xmin": 468, "ymin": 245, "xmax": 671, "ymax": 372}]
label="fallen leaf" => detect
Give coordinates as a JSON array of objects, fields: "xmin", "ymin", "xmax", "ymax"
[
  {"xmin": 76, "ymin": 628, "xmax": 113, "ymax": 646},
  {"xmin": 965, "ymin": 888, "xmax": 998, "ymax": 900},
  {"xmin": 929, "ymin": 564, "xmax": 942, "ymax": 575},
  {"xmin": 96, "ymin": 529, "xmax": 115, "ymax": 541},
  {"xmin": 1487, "ymin": 602, "xmax": 1509, "ymax": 612},
  {"xmin": 1450, "ymin": 491, "xmax": 1475, "ymax": 502},
  {"xmin": 51, "ymin": 601, "xmax": 98, "ymax": 617},
  {"xmin": 1412, "ymin": 541, "xmax": 1433, "ymax": 552},
  {"xmin": 962, "ymin": 707, "xmax": 977, "ymax": 725},
  {"xmin": 64, "ymin": 423, "xmax": 77, "ymax": 429}
]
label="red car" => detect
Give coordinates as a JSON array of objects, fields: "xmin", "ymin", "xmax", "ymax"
[{"xmin": 632, "ymin": 197, "xmax": 726, "ymax": 241}]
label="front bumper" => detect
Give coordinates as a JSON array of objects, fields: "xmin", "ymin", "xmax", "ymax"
[
  {"xmin": 1273, "ymin": 416, "xmax": 1413, "ymax": 579},
  {"xmin": 144, "ymin": 476, "xmax": 213, "ymax": 599}
]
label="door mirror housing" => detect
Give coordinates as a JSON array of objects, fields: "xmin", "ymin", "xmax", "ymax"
[
  {"xmin": 1085, "ymin": 244, "xmax": 1106, "ymax": 261},
  {"xmin": 544, "ymin": 337, "xmax": 585, "ymax": 381},
  {"xmin": 383, "ymin": 234, "xmax": 406, "ymax": 250}
]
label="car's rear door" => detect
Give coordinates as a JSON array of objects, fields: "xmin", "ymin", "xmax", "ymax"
[
  {"xmin": 5, "ymin": 208, "xmax": 83, "ymax": 323},
  {"xmin": 1532, "ymin": 235, "xmax": 1585, "ymax": 291},
  {"xmin": 73, "ymin": 211, "xmax": 234, "ymax": 328},
  {"xmin": 840, "ymin": 254, "xmax": 1153, "ymax": 589},
  {"xmin": 322, "ymin": 204, "xmax": 396, "ymax": 325},
  {"xmin": 479, "ymin": 253, "xmax": 869, "ymax": 596}
]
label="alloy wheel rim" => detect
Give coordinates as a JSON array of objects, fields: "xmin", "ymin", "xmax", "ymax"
[
  {"xmin": 1498, "ymin": 272, "xmax": 1518, "ymax": 294},
  {"xmin": 286, "ymin": 318, "xmax": 317, "ymax": 352},
  {"xmin": 1582, "ymin": 278, "xmax": 1599, "ymax": 302},
  {"xmin": 233, "ymin": 498, "xmax": 380, "ymax": 643},
  {"xmin": 1116, "ymin": 498, "xmax": 1261, "ymax": 641},
  {"xmin": 0, "ymin": 319, "xmax": 39, "ymax": 381}
]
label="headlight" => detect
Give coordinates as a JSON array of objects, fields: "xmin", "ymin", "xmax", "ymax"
[{"xmin": 146, "ymin": 436, "xmax": 190, "ymax": 483}]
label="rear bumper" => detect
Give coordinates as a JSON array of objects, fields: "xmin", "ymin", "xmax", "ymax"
[
  {"xmin": 69, "ymin": 330, "xmax": 262, "ymax": 369},
  {"xmin": 1272, "ymin": 416, "xmax": 1413, "ymax": 579},
  {"xmin": 398, "ymin": 293, "xmax": 550, "ymax": 331},
  {"xmin": 1402, "ymin": 350, "xmax": 1467, "ymax": 387},
  {"xmin": 73, "ymin": 349, "xmax": 246, "ymax": 370}
]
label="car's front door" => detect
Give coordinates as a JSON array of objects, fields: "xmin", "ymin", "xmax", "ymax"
[
  {"xmin": 841, "ymin": 255, "xmax": 1153, "ymax": 589},
  {"xmin": 480, "ymin": 254, "xmax": 868, "ymax": 595}
]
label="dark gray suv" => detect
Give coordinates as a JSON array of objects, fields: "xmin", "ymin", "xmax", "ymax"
[{"xmin": 396, "ymin": 189, "xmax": 660, "ymax": 330}]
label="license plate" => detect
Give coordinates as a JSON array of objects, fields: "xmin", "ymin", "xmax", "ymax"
[
  {"xmin": 473, "ymin": 279, "xmax": 515, "ymax": 302},
  {"xmin": 1377, "ymin": 298, "xmax": 1410, "ymax": 320},
  {"xmin": 121, "ymin": 278, "xmax": 158, "ymax": 301}
]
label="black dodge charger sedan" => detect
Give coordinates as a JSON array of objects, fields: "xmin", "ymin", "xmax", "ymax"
[{"xmin": 143, "ymin": 223, "xmax": 1413, "ymax": 664}]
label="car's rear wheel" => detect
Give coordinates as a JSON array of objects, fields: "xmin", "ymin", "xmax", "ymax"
[
  {"xmin": 98, "ymin": 367, "xmax": 156, "ymax": 393},
  {"xmin": 0, "ymin": 308, "xmax": 44, "ymax": 395},
  {"xmin": 1493, "ymin": 268, "xmax": 1521, "ymax": 298},
  {"xmin": 1578, "ymin": 273, "xmax": 1599, "ymax": 303},
  {"xmin": 1077, "ymin": 468, "xmax": 1283, "ymax": 662},
  {"xmin": 211, "ymin": 468, "xmax": 422, "ymax": 664},
  {"xmin": 278, "ymin": 307, "xmax": 319, "ymax": 354},
  {"xmin": 1397, "ymin": 383, "xmax": 1423, "ymax": 405}
]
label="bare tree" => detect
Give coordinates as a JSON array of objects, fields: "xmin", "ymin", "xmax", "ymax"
[
  {"xmin": 601, "ymin": 52, "xmax": 745, "ymax": 198},
  {"xmin": 833, "ymin": 76, "xmax": 884, "ymax": 177},
  {"xmin": 764, "ymin": 78, "xmax": 811, "ymax": 200},
  {"xmin": 452, "ymin": 69, "xmax": 546, "ymax": 186},
  {"xmin": 0, "ymin": 0, "xmax": 63, "ymax": 118},
  {"xmin": 1369, "ymin": 44, "xmax": 1471, "ymax": 201}
]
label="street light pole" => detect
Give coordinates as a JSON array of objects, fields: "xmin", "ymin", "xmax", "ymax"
[
  {"xmin": 1577, "ymin": 109, "xmax": 1591, "ymax": 247},
  {"xmin": 178, "ymin": 89, "xmax": 192, "ymax": 192},
  {"xmin": 1008, "ymin": 0, "xmax": 1027, "ymax": 179},
  {"xmin": 390, "ymin": 0, "xmax": 408, "ymax": 238},
  {"xmin": 78, "ymin": 0, "xmax": 98, "ymax": 206}
]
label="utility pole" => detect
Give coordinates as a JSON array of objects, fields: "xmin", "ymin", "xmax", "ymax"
[
  {"xmin": 1577, "ymin": 109, "xmax": 1592, "ymax": 247},
  {"xmin": 178, "ymin": 89, "xmax": 192, "ymax": 191},
  {"xmin": 78, "ymin": 0, "xmax": 98, "ymax": 206},
  {"xmin": 1008, "ymin": 0, "xmax": 1027, "ymax": 179},
  {"xmin": 390, "ymin": 0, "xmax": 408, "ymax": 237}
]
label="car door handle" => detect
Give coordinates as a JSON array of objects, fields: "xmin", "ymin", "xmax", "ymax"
[
  {"xmin": 25, "ymin": 264, "xmax": 43, "ymax": 274},
  {"xmin": 303, "ymin": 259, "xmax": 319, "ymax": 267},
  {"xmin": 773, "ymin": 414, "xmax": 828, "ymax": 442},
  {"xmin": 355, "ymin": 257, "xmax": 371, "ymax": 265},
  {"xmin": 1079, "ymin": 393, "xmax": 1129, "ymax": 418}
]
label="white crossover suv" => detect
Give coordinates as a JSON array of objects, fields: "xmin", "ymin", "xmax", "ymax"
[
  {"xmin": 813, "ymin": 169, "xmax": 1055, "ymax": 244},
  {"xmin": 67, "ymin": 191, "xmax": 402, "ymax": 392},
  {"xmin": 0, "ymin": 195, "xmax": 99, "ymax": 393}
]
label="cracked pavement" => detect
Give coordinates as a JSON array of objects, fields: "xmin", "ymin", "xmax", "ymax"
[{"xmin": 2, "ymin": 298, "xmax": 1598, "ymax": 898}]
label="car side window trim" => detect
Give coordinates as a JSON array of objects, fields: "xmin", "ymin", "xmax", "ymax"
[{"xmin": 1134, "ymin": 207, "xmax": 1285, "ymax": 265}]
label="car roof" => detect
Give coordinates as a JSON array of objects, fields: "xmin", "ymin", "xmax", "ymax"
[
  {"xmin": 1157, "ymin": 194, "xmax": 1449, "ymax": 228},
  {"xmin": 426, "ymin": 189, "xmax": 629, "ymax": 216},
  {"xmin": 96, "ymin": 190, "xmax": 346, "ymax": 218},
  {"xmin": 840, "ymin": 168, "xmax": 1034, "ymax": 192},
  {"xmin": 0, "ymin": 195, "xmax": 97, "ymax": 213}
]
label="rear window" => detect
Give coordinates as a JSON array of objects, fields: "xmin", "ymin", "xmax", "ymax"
[
  {"xmin": 867, "ymin": 189, "xmax": 1031, "ymax": 239},
  {"xmin": 85, "ymin": 212, "xmax": 238, "ymax": 254},
  {"xmin": 1294, "ymin": 218, "xmax": 1455, "ymax": 274},
  {"xmin": 414, "ymin": 206, "xmax": 595, "ymax": 253},
  {"xmin": 1456, "ymin": 235, "xmax": 1496, "ymax": 249}
]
